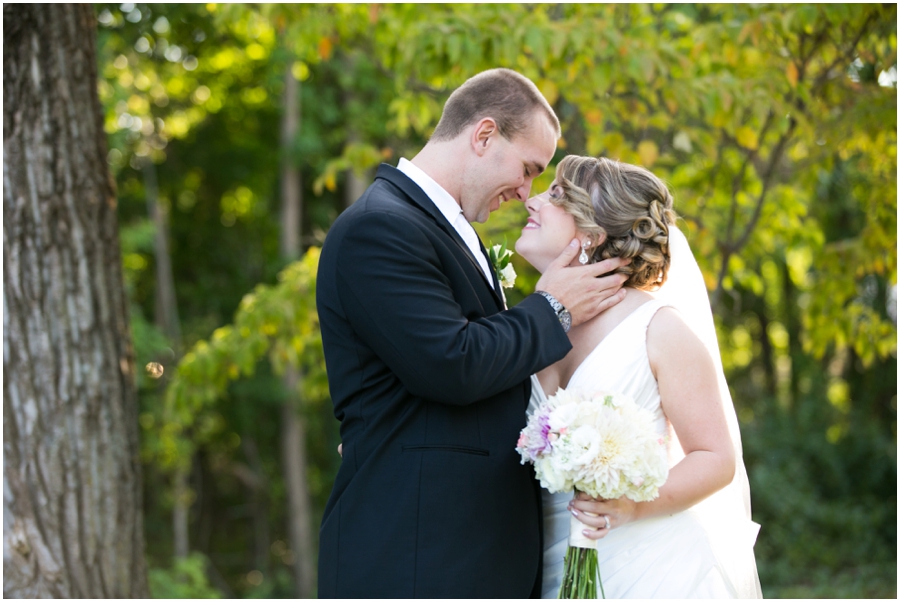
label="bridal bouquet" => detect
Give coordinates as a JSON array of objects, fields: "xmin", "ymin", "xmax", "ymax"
[{"xmin": 516, "ymin": 388, "xmax": 669, "ymax": 598}]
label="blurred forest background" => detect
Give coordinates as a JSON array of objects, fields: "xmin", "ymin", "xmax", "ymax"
[{"xmin": 12, "ymin": 3, "xmax": 896, "ymax": 599}]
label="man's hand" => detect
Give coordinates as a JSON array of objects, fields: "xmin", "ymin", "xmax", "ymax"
[{"xmin": 535, "ymin": 239, "xmax": 629, "ymax": 327}]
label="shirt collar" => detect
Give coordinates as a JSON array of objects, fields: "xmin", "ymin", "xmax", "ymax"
[{"xmin": 397, "ymin": 157, "xmax": 464, "ymax": 227}]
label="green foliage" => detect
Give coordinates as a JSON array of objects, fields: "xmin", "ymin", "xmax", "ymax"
[
  {"xmin": 148, "ymin": 553, "xmax": 222, "ymax": 598},
  {"xmin": 158, "ymin": 248, "xmax": 325, "ymax": 471},
  {"xmin": 742, "ymin": 365, "xmax": 897, "ymax": 597},
  {"xmin": 94, "ymin": 3, "xmax": 896, "ymax": 597}
]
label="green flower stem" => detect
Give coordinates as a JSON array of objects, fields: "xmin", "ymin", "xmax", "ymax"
[{"xmin": 559, "ymin": 546, "xmax": 604, "ymax": 599}]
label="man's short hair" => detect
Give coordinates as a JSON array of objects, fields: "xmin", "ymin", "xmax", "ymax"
[{"xmin": 430, "ymin": 68, "xmax": 561, "ymax": 142}]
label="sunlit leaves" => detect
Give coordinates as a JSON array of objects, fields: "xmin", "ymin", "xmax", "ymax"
[
  {"xmin": 637, "ymin": 140, "xmax": 659, "ymax": 167},
  {"xmin": 786, "ymin": 62, "xmax": 800, "ymax": 87},
  {"xmin": 291, "ymin": 61, "xmax": 309, "ymax": 82},
  {"xmin": 313, "ymin": 142, "xmax": 386, "ymax": 195},
  {"xmin": 97, "ymin": 3, "xmax": 281, "ymax": 170},
  {"xmin": 100, "ymin": 3, "xmax": 895, "ymax": 462},
  {"xmin": 220, "ymin": 186, "xmax": 263, "ymax": 226},
  {"xmin": 160, "ymin": 248, "xmax": 325, "ymax": 471},
  {"xmin": 735, "ymin": 126, "xmax": 759, "ymax": 151}
]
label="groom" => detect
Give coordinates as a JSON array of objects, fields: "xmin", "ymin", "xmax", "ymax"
[{"xmin": 316, "ymin": 69, "xmax": 627, "ymax": 598}]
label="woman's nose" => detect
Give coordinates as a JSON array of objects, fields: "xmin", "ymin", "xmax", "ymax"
[{"xmin": 526, "ymin": 191, "xmax": 550, "ymax": 212}]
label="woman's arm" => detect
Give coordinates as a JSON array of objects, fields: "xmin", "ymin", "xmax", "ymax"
[{"xmin": 570, "ymin": 306, "xmax": 735, "ymax": 538}]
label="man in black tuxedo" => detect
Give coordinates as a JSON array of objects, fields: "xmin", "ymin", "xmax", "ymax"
[{"xmin": 316, "ymin": 69, "xmax": 628, "ymax": 598}]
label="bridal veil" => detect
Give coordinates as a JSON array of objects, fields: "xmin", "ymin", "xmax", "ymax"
[{"xmin": 653, "ymin": 226, "xmax": 763, "ymax": 598}]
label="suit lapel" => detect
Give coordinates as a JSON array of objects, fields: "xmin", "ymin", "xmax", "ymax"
[{"xmin": 375, "ymin": 164, "xmax": 505, "ymax": 311}]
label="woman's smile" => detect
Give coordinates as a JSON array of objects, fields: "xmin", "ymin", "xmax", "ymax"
[{"xmin": 523, "ymin": 217, "xmax": 540, "ymax": 230}]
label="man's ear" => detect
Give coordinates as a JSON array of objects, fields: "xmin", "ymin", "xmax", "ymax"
[{"xmin": 471, "ymin": 117, "xmax": 498, "ymax": 156}]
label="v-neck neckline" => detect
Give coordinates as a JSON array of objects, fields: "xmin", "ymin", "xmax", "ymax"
[{"xmin": 559, "ymin": 299, "xmax": 659, "ymax": 392}]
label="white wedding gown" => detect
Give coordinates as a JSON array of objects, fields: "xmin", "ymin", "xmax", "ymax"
[{"xmin": 529, "ymin": 298, "xmax": 763, "ymax": 598}]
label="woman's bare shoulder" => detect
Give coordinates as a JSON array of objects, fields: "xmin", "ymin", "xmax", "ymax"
[{"xmin": 646, "ymin": 305, "xmax": 712, "ymax": 373}]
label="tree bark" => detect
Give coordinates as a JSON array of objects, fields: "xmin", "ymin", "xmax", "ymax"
[
  {"xmin": 279, "ymin": 59, "xmax": 316, "ymax": 597},
  {"xmin": 3, "ymin": 4, "xmax": 149, "ymax": 597}
]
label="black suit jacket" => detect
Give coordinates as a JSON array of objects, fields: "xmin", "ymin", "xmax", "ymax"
[{"xmin": 316, "ymin": 164, "xmax": 572, "ymax": 598}]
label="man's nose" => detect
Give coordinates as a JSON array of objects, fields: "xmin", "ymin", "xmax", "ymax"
[{"xmin": 512, "ymin": 181, "xmax": 532, "ymax": 202}]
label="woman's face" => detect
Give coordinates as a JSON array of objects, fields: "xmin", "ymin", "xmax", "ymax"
[{"xmin": 515, "ymin": 181, "xmax": 581, "ymax": 273}]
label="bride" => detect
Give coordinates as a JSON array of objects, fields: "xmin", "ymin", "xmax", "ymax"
[{"xmin": 515, "ymin": 155, "xmax": 763, "ymax": 598}]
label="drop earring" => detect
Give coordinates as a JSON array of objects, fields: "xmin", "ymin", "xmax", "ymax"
[{"xmin": 579, "ymin": 239, "xmax": 590, "ymax": 265}]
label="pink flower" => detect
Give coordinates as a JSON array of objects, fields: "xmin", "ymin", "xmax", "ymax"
[{"xmin": 518, "ymin": 434, "xmax": 528, "ymax": 448}]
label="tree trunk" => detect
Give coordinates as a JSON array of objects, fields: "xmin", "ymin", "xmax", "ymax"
[
  {"xmin": 344, "ymin": 161, "xmax": 370, "ymax": 210},
  {"xmin": 781, "ymin": 257, "xmax": 803, "ymax": 414},
  {"xmin": 281, "ymin": 395, "xmax": 315, "ymax": 597},
  {"xmin": 172, "ymin": 466, "xmax": 190, "ymax": 559},
  {"xmin": 3, "ymin": 4, "xmax": 149, "ymax": 597},
  {"xmin": 341, "ymin": 56, "xmax": 370, "ymax": 209},
  {"xmin": 241, "ymin": 437, "xmax": 270, "ymax": 573},
  {"xmin": 280, "ymin": 62, "xmax": 301, "ymax": 260},
  {"xmin": 140, "ymin": 155, "xmax": 190, "ymax": 560},
  {"xmin": 140, "ymin": 156, "xmax": 191, "ymax": 560},
  {"xmin": 754, "ymin": 306, "xmax": 778, "ymax": 399},
  {"xmin": 141, "ymin": 156, "xmax": 181, "ymax": 345},
  {"xmin": 279, "ymin": 59, "xmax": 316, "ymax": 597}
]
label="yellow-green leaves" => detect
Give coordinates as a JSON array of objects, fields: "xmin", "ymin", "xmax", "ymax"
[
  {"xmin": 159, "ymin": 248, "xmax": 326, "ymax": 471},
  {"xmin": 637, "ymin": 140, "xmax": 659, "ymax": 167},
  {"xmin": 314, "ymin": 143, "xmax": 387, "ymax": 195},
  {"xmin": 735, "ymin": 126, "xmax": 759, "ymax": 150}
]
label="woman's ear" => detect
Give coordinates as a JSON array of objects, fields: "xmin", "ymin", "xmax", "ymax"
[
  {"xmin": 577, "ymin": 236, "xmax": 592, "ymax": 264},
  {"xmin": 579, "ymin": 232, "xmax": 606, "ymax": 251}
]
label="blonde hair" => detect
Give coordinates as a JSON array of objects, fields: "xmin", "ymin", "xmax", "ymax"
[{"xmin": 550, "ymin": 155, "xmax": 676, "ymax": 290}]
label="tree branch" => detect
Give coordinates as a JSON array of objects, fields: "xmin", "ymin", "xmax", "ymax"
[
  {"xmin": 811, "ymin": 13, "xmax": 876, "ymax": 94},
  {"xmin": 732, "ymin": 117, "xmax": 797, "ymax": 253},
  {"xmin": 712, "ymin": 110, "xmax": 779, "ymax": 302},
  {"xmin": 720, "ymin": 109, "xmax": 775, "ymax": 248}
]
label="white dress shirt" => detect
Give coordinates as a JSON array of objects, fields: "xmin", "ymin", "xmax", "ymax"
[{"xmin": 397, "ymin": 158, "xmax": 495, "ymax": 288}]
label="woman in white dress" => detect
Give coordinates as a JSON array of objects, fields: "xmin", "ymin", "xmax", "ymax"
[{"xmin": 516, "ymin": 156, "xmax": 762, "ymax": 598}]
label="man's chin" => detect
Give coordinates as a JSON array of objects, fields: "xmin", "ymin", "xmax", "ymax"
[{"xmin": 472, "ymin": 208, "xmax": 493, "ymax": 223}]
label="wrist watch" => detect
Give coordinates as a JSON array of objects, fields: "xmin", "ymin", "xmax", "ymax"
[{"xmin": 536, "ymin": 290, "xmax": 571, "ymax": 333}]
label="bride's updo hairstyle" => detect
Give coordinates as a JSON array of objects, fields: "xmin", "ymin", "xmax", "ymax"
[{"xmin": 551, "ymin": 155, "xmax": 677, "ymax": 290}]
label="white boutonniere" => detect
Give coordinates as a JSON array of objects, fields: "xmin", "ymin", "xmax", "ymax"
[{"xmin": 488, "ymin": 240, "xmax": 517, "ymax": 288}]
